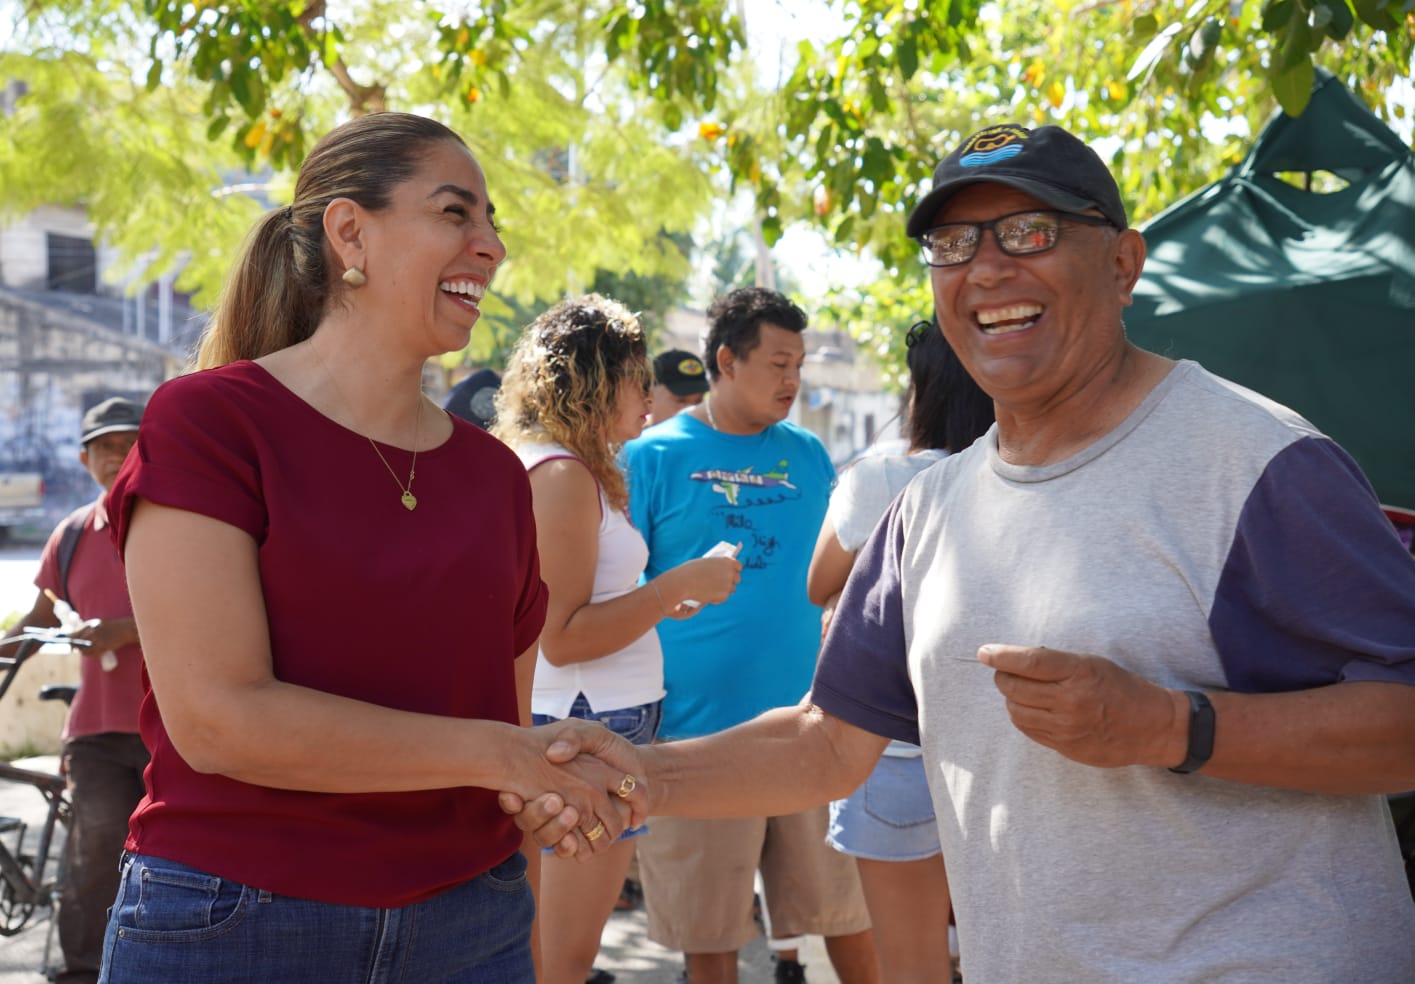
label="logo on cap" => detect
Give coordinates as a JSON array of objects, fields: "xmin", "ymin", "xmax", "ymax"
[
  {"xmin": 676, "ymin": 358, "xmax": 705, "ymax": 377},
  {"xmin": 958, "ymin": 125, "xmax": 1030, "ymax": 168}
]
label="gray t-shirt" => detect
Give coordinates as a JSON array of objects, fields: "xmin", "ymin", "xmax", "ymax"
[{"xmin": 814, "ymin": 361, "xmax": 1415, "ymax": 982}]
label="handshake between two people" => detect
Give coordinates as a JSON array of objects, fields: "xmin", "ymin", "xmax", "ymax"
[{"xmin": 500, "ymin": 719, "xmax": 651, "ymax": 860}]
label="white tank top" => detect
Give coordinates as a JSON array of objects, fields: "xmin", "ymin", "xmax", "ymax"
[{"xmin": 516, "ymin": 442, "xmax": 665, "ymax": 717}]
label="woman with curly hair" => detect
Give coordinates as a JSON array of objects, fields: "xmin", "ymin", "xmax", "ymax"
[{"xmin": 493, "ymin": 294, "xmax": 742, "ymax": 984}]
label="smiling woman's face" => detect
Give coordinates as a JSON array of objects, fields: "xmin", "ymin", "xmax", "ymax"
[{"xmin": 357, "ymin": 140, "xmax": 507, "ymax": 356}]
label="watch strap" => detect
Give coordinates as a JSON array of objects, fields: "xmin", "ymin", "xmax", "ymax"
[{"xmin": 1168, "ymin": 690, "xmax": 1215, "ymax": 775}]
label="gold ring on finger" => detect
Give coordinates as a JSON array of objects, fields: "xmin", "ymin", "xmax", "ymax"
[
  {"xmin": 615, "ymin": 773, "xmax": 638, "ymax": 798},
  {"xmin": 584, "ymin": 820, "xmax": 607, "ymax": 842}
]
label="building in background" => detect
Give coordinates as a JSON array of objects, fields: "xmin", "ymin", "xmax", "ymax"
[{"xmin": 0, "ymin": 204, "xmax": 194, "ymax": 534}]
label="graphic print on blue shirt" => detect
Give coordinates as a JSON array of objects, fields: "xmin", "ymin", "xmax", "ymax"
[{"xmin": 692, "ymin": 459, "xmax": 801, "ymax": 570}]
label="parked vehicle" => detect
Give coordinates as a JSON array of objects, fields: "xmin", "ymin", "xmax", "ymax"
[{"xmin": 0, "ymin": 471, "xmax": 44, "ymax": 546}]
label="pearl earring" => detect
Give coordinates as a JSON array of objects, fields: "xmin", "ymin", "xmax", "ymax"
[{"xmin": 342, "ymin": 267, "xmax": 367, "ymax": 288}]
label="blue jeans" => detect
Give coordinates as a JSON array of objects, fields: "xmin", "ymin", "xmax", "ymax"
[
  {"xmin": 533, "ymin": 693, "xmax": 660, "ymax": 844},
  {"xmin": 98, "ymin": 850, "xmax": 533, "ymax": 983}
]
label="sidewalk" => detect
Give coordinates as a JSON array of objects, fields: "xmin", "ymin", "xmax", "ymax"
[{"xmin": 0, "ymin": 757, "xmax": 836, "ymax": 983}]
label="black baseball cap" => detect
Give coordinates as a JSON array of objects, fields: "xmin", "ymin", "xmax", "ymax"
[
  {"xmin": 652, "ymin": 350, "xmax": 710, "ymax": 397},
  {"xmin": 444, "ymin": 368, "xmax": 501, "ymax": 430},
  {"xmin": 81, "ymin": 397, "xmax": 143, "ymax": 444},
  {"xmin": 906, "ymin": 124, "xmax": 1129, "ymax": 238}
]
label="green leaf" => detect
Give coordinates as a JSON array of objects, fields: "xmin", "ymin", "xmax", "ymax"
[
  {"xmin": 759, "ymin": 214, "xmax": 783, "ymax": 246},
  {"xmin": 1132, "ymin": 13, "xmax": 1160, "ymax": 39},
  {"xmin": 230, "ymin": 67, "xmax": 252, "ymax": 115},
  {"xmin": 1277, "ymin": 16, "xmax": 1314, "ymax": 72},
  {"xmin": 1127, "ymin": 23, "xmax": 1182, "ymax": 83},
  {"xmin": 1351, "ymin": 0, "xmax": 1398, "ymax": 30},
  {"xmin": 1322, "ymin": 0, "xmax": 1354, "ymax": 38},
  {"xmin": 899, "ymin": 36, "xmax": 919, "ymax": 79},
  {"xmin": 145, "ymin": 60, "xmax": 162, "ymax": 91},
  {"xmin": 1188, "ymin": 18, "xmax": 1221, "ymax": 67},
  {"xmin": 1261, "ymin": 0, "xmax": 1297, "ymax": 30},
  {"xmin": 1272, "ymin": 57, "xmax": 1315, "ymax": 115}
]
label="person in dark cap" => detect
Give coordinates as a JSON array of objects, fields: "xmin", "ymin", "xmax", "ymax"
[
  {"xmin": 1, "ymin": 396, "xmax": 150, "ymax": 984},
  {"xmin": 646, "ymin": 349, "xmax": 710, "ymax": 427},
  {"xmin": 507, "ymin": 122, "xmax": 1415, "ymax": 983},
  {"xmin": 444, "ymin": 367, "xmax": 502, "ymax": 430}
]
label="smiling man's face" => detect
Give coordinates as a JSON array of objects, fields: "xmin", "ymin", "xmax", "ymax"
[{"xmin": 926, "ymin": 183, "xmax": 1143, "ymax": 415}]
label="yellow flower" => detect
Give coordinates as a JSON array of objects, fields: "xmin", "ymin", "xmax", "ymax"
[{"xmin": 698, "ymin": 121, "xmax": 726, "ymax": 141}]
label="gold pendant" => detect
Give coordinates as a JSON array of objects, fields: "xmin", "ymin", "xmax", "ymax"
[{"xmin": 401, "ymin": 491, "xmax": 418, "ymax": 511}]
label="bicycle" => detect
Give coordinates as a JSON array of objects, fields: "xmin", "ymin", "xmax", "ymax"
[{"xmin": 0, "ymin": 629, "xmax": 82, "ymax": 979}]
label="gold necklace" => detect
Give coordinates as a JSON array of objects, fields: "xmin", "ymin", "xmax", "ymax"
[
  {"xmin": 704, "ymin": 397, "xmax": 718, "ymax": 431},
  {"xmin": 312, "ymin": 341, "xmax": 421, "ymax": 511}
]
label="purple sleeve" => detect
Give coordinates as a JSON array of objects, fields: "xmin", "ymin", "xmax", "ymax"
[
  {"xmin": 811, "ymin": 496, "xmax": 920, "ymax": 743},
  {"xmin": 1211, "ymin": 436, "xmax": 1415, "ymax": 692}
]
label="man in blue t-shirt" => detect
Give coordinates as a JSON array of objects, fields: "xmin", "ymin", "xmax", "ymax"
[{"xmin": 623, "ymin": 288, "xmax": 878, "ymax": 984}]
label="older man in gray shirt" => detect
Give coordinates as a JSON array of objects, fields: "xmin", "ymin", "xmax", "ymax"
[{"xmin": 509, "ymin": 123, "xmax": 1415, "ymax": 983}]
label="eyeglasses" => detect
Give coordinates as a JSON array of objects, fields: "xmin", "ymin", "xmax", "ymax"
[
  {"xmin": 916, "ymin": 209, "xmax": 1113, "ymax": 268},
  {"xmin": 905, "ymin": 320, "xmax": 933, "ymax": 348}
]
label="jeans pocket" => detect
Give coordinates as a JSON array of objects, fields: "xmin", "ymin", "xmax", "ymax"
[
  {"xmin": 594, "ymin": 701, "xmax": 661, "ymax": 745},
  {"xmin": 480, "ymin": 851, "xmax": 530, "ymax": 894},
  {"xmin": 113, "ymin": 855, "xmax": 252, "ymax": 942},
  {"xmin": 861, "ymin": 759, "xmax": 936, "ymax": 829}
]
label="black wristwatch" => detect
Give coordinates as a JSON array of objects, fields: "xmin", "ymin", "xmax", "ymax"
[{"xmin": 1168, "ymin": 690, "xmax": 1215, "ymax": 775}]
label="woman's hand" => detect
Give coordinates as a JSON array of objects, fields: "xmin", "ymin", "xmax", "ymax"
[
  {"xmin": 499, "ymin": 719, "xmax": 641, "ymax": 856},
  {"xmin": 654, "ymin": 555, "xmax": 742, "ymax": 619},
  {"xmin": 499, "ymin": 724, "xmax": 651, "ymax": 859}
]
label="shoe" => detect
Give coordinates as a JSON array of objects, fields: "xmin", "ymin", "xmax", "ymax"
[
  {"xmin": 585, "ymin": 969, "xmax": 616, "ymax": 984},
  {"xmin": 613, "ymin": 877, "xmax": 643, "ymax": 911},
  {"xmin": 772, "ymin": 956, "xmax": 807, "ymax": 984}
]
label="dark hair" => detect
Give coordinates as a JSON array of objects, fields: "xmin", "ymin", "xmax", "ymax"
[
  {"xmin": 702, "ymin": 287, "xmax": 808, "ymax": 381},
  {"xmin": 195, "ymin": 113, "xmax": 468, "ymax": 369},
  {"xmin": 906, "ymin": 319, "xmax": 994, "ymax": 453},
  {"xmin": 492, "ymin": 294, "xmax": 650, "ymax": 511}
]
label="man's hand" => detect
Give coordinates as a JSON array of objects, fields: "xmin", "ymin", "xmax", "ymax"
[
  {"xmin": 979, "ymin": 644, "xmax": 1187, "ymax": 769},
  {"xmin": 499, "ymin": 722, "xmax": 650, "ymax": 859},
  {"xmin": 496, "ymin": 719, "xmax": 645, "ymax": 858},
  {"xmin": 72, "ymin": 616, "xmax": 138, "ymax": 656}
]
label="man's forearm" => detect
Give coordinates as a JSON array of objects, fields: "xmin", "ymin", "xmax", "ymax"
[
  {"xmin": 642, "ymin": 702, "xmax": 887, "ymax": 818},
  {"xmin": 1201, "ymin": 681, "xmax": 1415, "ymax": 794}
]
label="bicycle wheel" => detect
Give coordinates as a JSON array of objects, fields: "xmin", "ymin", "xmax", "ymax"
[{"xmin": 0, "ymin": 852, "xmax": 39, "ymax": 935}]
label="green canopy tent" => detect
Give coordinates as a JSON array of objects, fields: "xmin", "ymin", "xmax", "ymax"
[{"xmin": 1127, "ymin": 72, "xmax": 1415, "ymax": 520}]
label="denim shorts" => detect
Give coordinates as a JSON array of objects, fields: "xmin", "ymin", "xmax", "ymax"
[
  {"xmin": 99, "ymin": 850, "xmax": 533, "ymax": 983},
  {"xmin": 533, "ymin": 693, "xmax": 661, "ymax": 844},
  {"xmin": 827, "ymin": 753, "xmax": 941, "ymax": 862}
]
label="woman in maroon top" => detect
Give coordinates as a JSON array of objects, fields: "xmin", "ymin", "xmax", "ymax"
[{"xmin": 102, "ymin": 114, "xmax": 631, "ymax": 983}]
